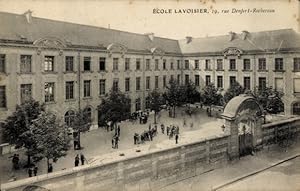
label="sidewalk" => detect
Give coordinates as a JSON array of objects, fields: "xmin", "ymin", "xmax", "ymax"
[
  {"xmin": 0, "ymin": 107, "xmax": 223, "ymax": 184},
  {"xmin": 159, "ymin": 140, "xmax": 300, "ymax": 191}
]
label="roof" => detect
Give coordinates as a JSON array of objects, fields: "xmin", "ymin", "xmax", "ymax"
[
  {"xmin": 179, "ymin": 29, "xmax": 300, "ymax": 54},
  {"xmin": 0, "ymin": 12, "xmax": 181, "ymax": 54},
  {"xmin": 1, "ymin": 12, "xmax": 300, "ymax": 55}
]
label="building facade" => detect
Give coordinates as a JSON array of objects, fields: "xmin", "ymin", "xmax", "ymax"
[{"xmin": 1, "ymin": 11, "xmax": 300, "ymax": 132}]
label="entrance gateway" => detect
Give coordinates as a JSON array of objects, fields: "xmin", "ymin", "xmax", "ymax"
[{"xmin": 221, "ymin": 95, "xmax": 264, "ymax": 159}]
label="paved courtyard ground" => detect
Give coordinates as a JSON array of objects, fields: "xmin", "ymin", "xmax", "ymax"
[{"xmin": 0, "ymin": 106, "xmax": 224, "ymax": 183}]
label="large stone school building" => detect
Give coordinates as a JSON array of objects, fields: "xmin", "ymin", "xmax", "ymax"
[{"xmin": 1, "ymin": 11, "xmax": 300, "ymax": 132}]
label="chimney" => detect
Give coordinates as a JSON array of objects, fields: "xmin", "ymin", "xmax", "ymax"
[
  {"xmin": 145, "ymin": 33, "xmax": 154, "ymax": 41},
  {"xmin": 23, "ymin": 10, "xmax": 33, "ymax": 24},
  {"xmin": 229, "ymin": 31, "xmax": 236, "ymax": 41},
  {"xmin": 186, "ymin": 36, "xmax": 192, "ymax": 44},
  {"xmin": 242, "ymin": 30, "xmax": 249, "ymax": 40}
]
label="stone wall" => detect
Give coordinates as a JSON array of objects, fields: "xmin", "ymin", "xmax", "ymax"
[
  {"xmin": 261, "ymin": 116, "xmax": 300, "ymax": 146},
  {"xmin": 1, "ymin": 135, "xmax": 230, "ymax": 191}
]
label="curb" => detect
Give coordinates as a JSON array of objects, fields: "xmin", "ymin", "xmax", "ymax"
[{"xmin": 211, "ymin": 154, "xmax": 300, "ymax": 191}]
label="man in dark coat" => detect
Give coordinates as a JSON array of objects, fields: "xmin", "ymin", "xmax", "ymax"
[{"xmin": 75, "ymin": 154, "xmax": 80, "ymax": 167}]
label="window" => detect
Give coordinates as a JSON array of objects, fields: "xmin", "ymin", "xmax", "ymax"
[
  {"xmin": 170, "ymin": 62, "xmax": 174, "ymax": 70},
  {"xmin": 136, "ymin": 58, "xmax": 141, "ymax": 70},
  {"xmin": 113, "ymin": 78, "xmax": 119, "ymax": 91},
  {"xmin": 83, "ymin": 107, "xmax": 92, "ymax": 123},
  {"xmin": 163, "ymin": 75, "xmax": 167, "ymax": 88},
  {"xmin": 185, "ymin": 74, "xmax": 189, "ymax": 85},
  {"xmin": 185, "ymin": 60, "xmax": 189, "ymax": 69},
  {"xmin": 65, "ymin": 81, "xmax": 74, "ymax": 100},
  {"xmin": 44, "ymin": 56, "xmax": 54, "ymax": 72},
  {"xmin": 125, "ymin": 58, "xmax": 130, "ymax": 71},
  {"xmin": 155, "ymin": 59, "xmax": 159, "ymax": 70},
  {"xmin": 217, "ymin": 59, "xmax": 223, "ymax": 70},
  {"xmin": 99, "ymin": 79, "xmax": 106, "ymax": 95},
  {"xmin": 83, "ymin": 57, "xmax": 91, "ymax": 71},
  {"xmin": 163, "ymin": 59, "xmax": 167, "ymax": 70},
  {"xmin": 294, "ymin": 79, "xmax": 300, "ymax": 93},
  {"xmin": 229, "ymin": 59, "xmax": 236, "ymax": 70},
  {"xmin": 275, "ymin": 58, "xmax": 284, "ymax": 71},
  {"xmin": 0, "ymin": 86, "xmax": 6, "ymax": 108},
  {"xmin": 294, "ymin": 58, "xmax": 300, "ymax": 71},
  {"xmin": 20, "ymin": 55, "xmax": 32, "ymax": 73},
  {"xmin": 205, "ymin": 60, "xmax": 211, "ymax": 70},
  {"xmin": 243, "ymin": 59, "xmax": 251, "ymax": 71},
  {"xmin": 229, "ymin": 76, "xmax": 236, "ymax": 87},
  {"xmin": 99, "ymin": 57, "xmax": 106, "ymax": 71},
  {"xmin": 292, "ymin": 102, "xmax": 300, "ymax": 115},
  {"xmin": 20, "ymin": 84, "xmax": 32, "ymax": 103},
  {"xmin": 258, "ymin": 77, "xmax": 266, "ymax": 90},
  {"xmin": 65, "ymin": 56, "xmax": 74, "ymax": 72},
  {"xmin": 64, "ymin": 110, "xmax": 75, "ymax": 127},
  {"xmin": 205, "ymin": 75, "xmax": 211, "ymax": 86},
  {"xmin": 146, "ymin": 76, "xmax": 150, "ymax": 90},
  {"xmin": 217, "ymin": 76, "xmax": 223, "ymax": 88},
  {"xmin": 45, "ymin": 82, "xmax": 54, "ymax": 102},
  {"xmin": 146, "ymin": 59, "xmax": 150, "ymax": 70},
  {"xmin": 244, "ymin": 77, "xmax": 251, "ymax": 90},
  {"xmin": 177, "ymin": 74, "xmax": 180, "ymax": 84},
  {"xmin": 136, "ymin": 77, "xmax": 141, "ymax": 91},
  {"xmin": 170, "ymin": 75, "xmax": 174, "ymax": 82},
  {"xmin": 275, "ymin": 78, "xmax": 284, "ymax": 92},
  {"xmin": 135, "ymin": 98, "xmax": 141, "ymax": 111},
  {"xmin": 177, "ymin": 60, "xmax": 181, "ymax": 69},
  {"xmin": 195, "ymin": 75, "xmax": 200, "ymax": 86},
  {"xmin": 195, "ymin": 60, "xmax": 199, "ymax": 69},
  {"xmin": 113, "ymin": 58, "xmax": 119, "ymax": 71},
  {"xmin": 125, "ymin": 78, "xmax": 130, "ymax": 92},
  {"xmin": 155, "ymin": 76, "xmax": 159, "ymax": 89},
  {"xmin": 83, "ymin": 80, "xmax": 91, "ymax": 97},
  {"xmin": 0, "ymin": 54, "xmax": 5, "ymax": 73},
  {"xmin": 145, "ymin": 97, "xmax": 150, "ymax": 109},
  {"xmin": 258, "ymin": 58, "xmax": 266, "ymax": 71}
]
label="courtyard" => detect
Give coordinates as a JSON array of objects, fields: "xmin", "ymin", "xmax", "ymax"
[{"xmin": 0, "ymin": 105, "xmax": 224, "ymax": 183}]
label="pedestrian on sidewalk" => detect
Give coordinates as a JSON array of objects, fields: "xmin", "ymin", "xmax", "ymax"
[
  {"xmin": 48, "ymin": 163, "xmax": 53, "ymax": 173},
  {"xmin": 161, "ymin": 124, "xmax": 165, "ymax": 134},
  {"xmin": 28, "ymin": 167, "xmax": 33, "ymax": 177},
  {"xmin": 33, "ymin": 165, "xmax": 38, "ymax": 176},
  {"xmin": 80, "ymin": 153, "xmax": 86, "ymax": 165},
  {"xmin": 75, "ymin": 154, "xmax": 80, "ymax": 167},
  {"xmin": 11, "ymin": 154, "xmax": 19, "ymax": 170},
  {"xmin": 175, "ymin": 134, "xmax": 179, "ymax": 144},
  {"xmin": 167, "ymin": 126, "xmax": 170, "ymax": 136}
]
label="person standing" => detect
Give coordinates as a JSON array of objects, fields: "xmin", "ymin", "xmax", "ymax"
[
  {"xmin": 117, "ymin": 126, "xmax": 121, "ymax": 137},
  {"xmin": 75, "ymin": 154, "xmax": 80, "ymax": 167},
  {"xmin": 175, "ymin": 134, "xmax": 179, "ymax": 144},
  {"xmin": 48, "ymin": 163, "xmax": 53, "ymax": 173},
  {"xmin": 80, "ymin": 153, "xmax": 86, "ymax": 165},
  {"xmin": 28, "ymin": 167, "xmax": 33, "ymax": 177},
  {"xmin": 167, "ymin": 126, "xmax": 170, "ymax": 136},
  {"xmin": 33, "ymin": 165, "xmax": 38, "ymax": 176}
]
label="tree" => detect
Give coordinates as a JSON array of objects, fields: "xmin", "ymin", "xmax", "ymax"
[
  {"xmin": 98, "ymin": 89, "xmax": 131, "ymax": 128},
  {"xmin": 149, "ymin": 90, "xmax": 164, "ymax": 124},
  {"xmin": 3, "ymin": 99, "xmax": 44, "ymax": 166},
  {"xmin": 201, "ymin": 83, "xmax": 223, "ymax": 116},
  {"xmin": 224, "ymin": 82, "xmax": 244, "ymax": 104},
  {"xmin": 72, "ymin": 109, "xmax": 91, "ymax": 149},
  {"xmin": 251, "ymin": 86, "xmax": 284, "ymax": 114},
  {"xmin": 184, "ymin": 80, "xmax": 201, "ymax": 111},
  {"xmin": 164, "ymin": 79, "xmax": 185, "ymax": 118},
  {"xmin": 29, "ymin": 112, "xmax": 71, "ymax": 170}
]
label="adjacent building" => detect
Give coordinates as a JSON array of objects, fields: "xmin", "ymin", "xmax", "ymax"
[{"xmin": 0, "ymin": 11, "xmax": 300, "ymax": 133}]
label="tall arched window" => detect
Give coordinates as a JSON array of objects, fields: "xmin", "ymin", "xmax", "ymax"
[
  {"xmin": 65, "ymin": 110, "xmax": 75, "ymax": 127},
  {"xmin": 292, "ymin": 102, "xmax": 300, "ymax": 115},
  {"xmin": 83, "ymin": 107, "xmax": 92, "ymax": 123}
]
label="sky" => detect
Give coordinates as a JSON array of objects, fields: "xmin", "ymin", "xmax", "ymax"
[{"xmin": 0, "ymin": 0, "xmax": 299, "ymax": 39}]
